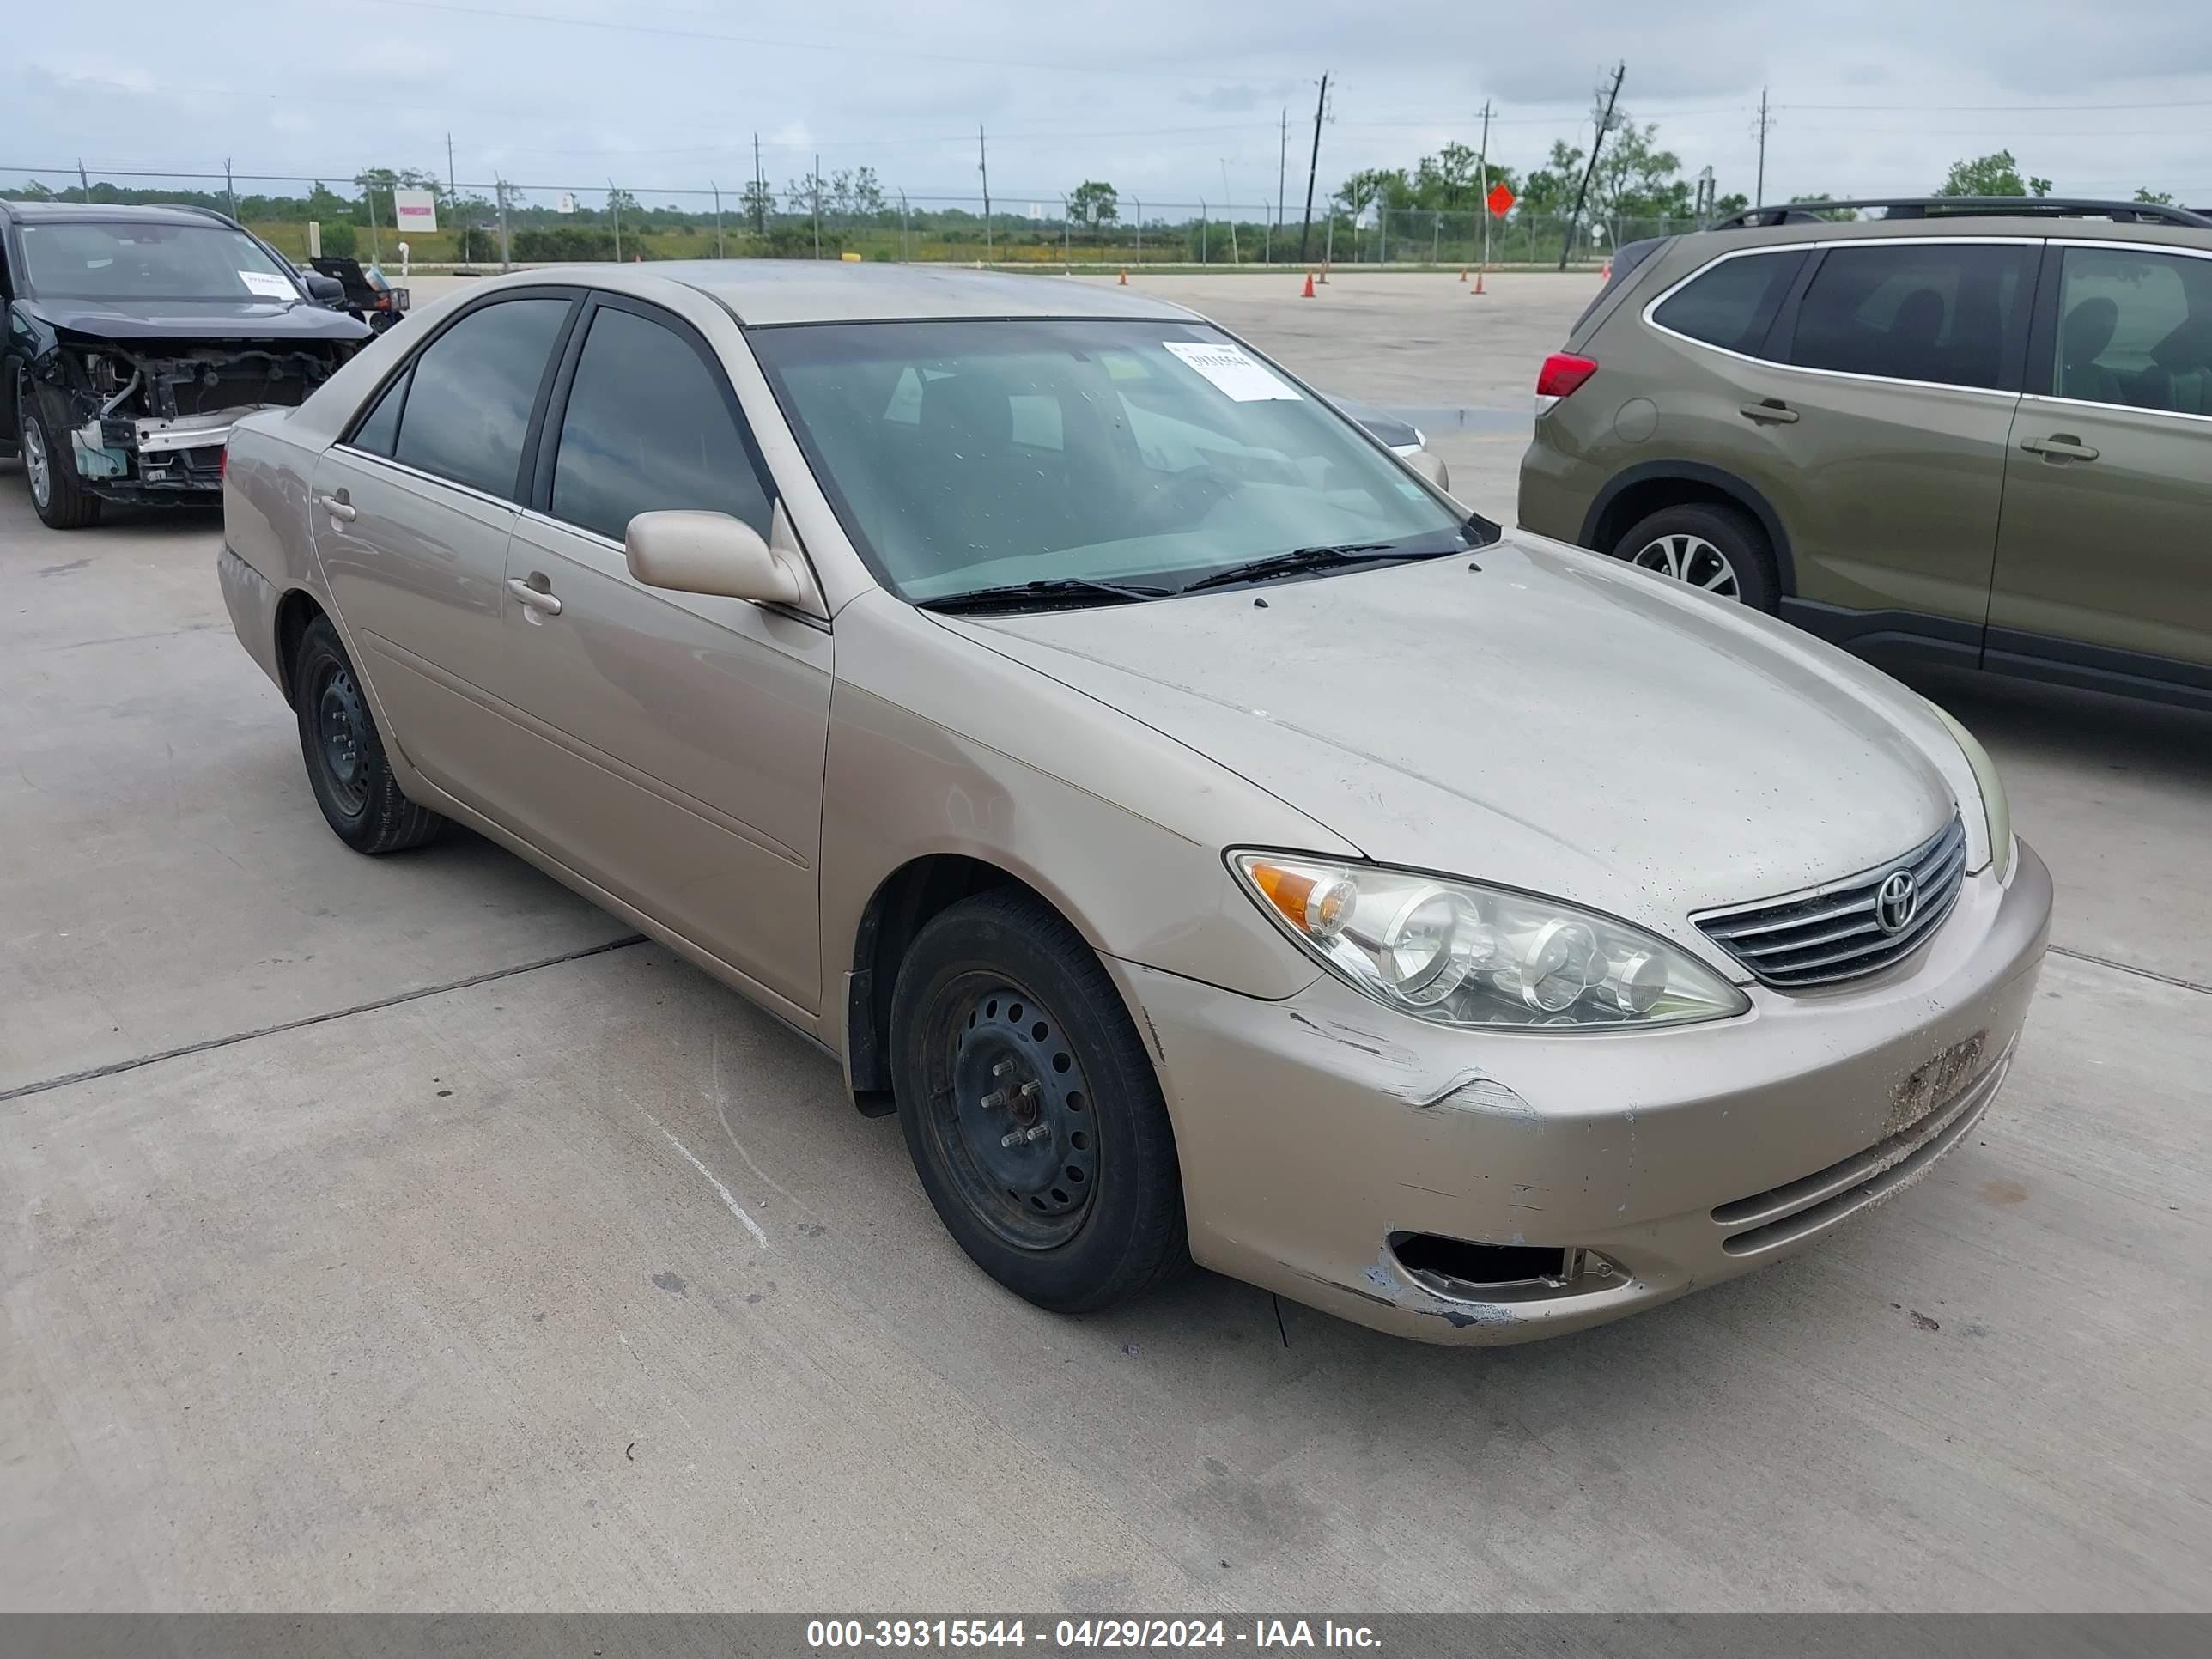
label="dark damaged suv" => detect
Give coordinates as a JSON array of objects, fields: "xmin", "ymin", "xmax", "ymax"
[{"xmin": 1, "ymin": 200, "xmax": 369, "ymax": 530}]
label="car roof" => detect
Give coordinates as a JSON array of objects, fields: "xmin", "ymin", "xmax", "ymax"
[
  {"xmin": 0, "ymin": 198, "xmax": 239, "ymax": 227},
  {"xmin": 1685, "ymin": 212, "xmax": 2212, "ymax": 255},
  {"xmin": 519, "ymin": 259, "xmax": 1204, "ymax": 326}
]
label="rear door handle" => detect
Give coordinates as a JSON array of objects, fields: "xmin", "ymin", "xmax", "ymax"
[
  {"xmin": 2020, "ymin": 434, "xmax": 2100, "ymax": 462},
  {"xmin": 507, "ymin": 577, "xmax": 562, "ymax": 617},
  {"xmin": 1739, "ymin": 400, "xmax": 1798, "ymax": 425},
  {"xmin": 317, "ymin": 492, "xmax": 357, "ymax": 522}
]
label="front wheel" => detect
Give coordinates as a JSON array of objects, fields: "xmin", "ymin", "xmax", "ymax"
[
  {"xmin": 19, "ymin": 379, "xmax": 104, "ymax": 531},
  {"xmin": 1612, "ymin": 502, "xmax": 1778, "ymax": 612},
  {"xmin": 889, "ymin": 890, "xmax": 1188, "ymax": 1314},
  {"xmin": 293, "ymin": 617, "xmax": 447, "ymax": 854}
]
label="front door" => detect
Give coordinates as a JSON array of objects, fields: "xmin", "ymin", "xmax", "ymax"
[
  {"xmin": 1758, "ymin": 238, "xmax": 2039, "ymax": 632},
  {"xmin": 495, "ymin": 296, "xmax": 832, "ymax": 1013},
  {"xmin": 309, "ymin": 292, "xmax": 574, "ymax": 811},
  {"xmin": 1990, "ymin": 240, "xmax": 2212, "ymax": 683}
]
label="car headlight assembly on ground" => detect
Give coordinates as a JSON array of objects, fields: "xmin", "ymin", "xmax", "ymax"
[{"xmin": 1232, "ymin": 853, "xmax": 1751, "ymax": 1030}]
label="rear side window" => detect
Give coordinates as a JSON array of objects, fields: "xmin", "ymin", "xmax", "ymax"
[
  {"xmin": 549, "ymin": 304, "xmax": 772, "ymax": 543},
  {"xmin": 2052, "ymin": 246, "xmax": 2212, "ymax": 414},
  {"xmin": 349, "ymin": 370, "xmax": 407, "ymax": 457},
  {"xmin": 1650, "ymin": 251, "xmax": 1802, "ymax": 355},
  {"xmin": 1790, "ymin": 243, "xmax": 2033, "ymax": 391},
  {"xmin": 392, "ymin": 297, "xmax": 569, "ymax": 497}
]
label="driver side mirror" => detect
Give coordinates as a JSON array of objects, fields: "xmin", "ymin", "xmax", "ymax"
[
  {"xmin": 1402, "ymin": 449, "xmax": 1450, "ymax": 493},
  {"xmin": 301, "ymin": 271, "xmax": 346, "ymax": 307},
  {"xmin": 625, "ymin": 510, "xmax": 804, "ymax": 605}
]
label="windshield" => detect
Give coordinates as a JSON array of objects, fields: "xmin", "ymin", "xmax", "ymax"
[
  {"xmin": 17, "ymin": 222, "xmax": 301, "ymax": 303},
  {"xmin": 749, "ymin": 319, "xmax": 1475, "ymax": 602}
]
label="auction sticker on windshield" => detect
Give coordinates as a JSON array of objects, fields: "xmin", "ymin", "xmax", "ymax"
[
  {"xmin": 1162, "ymin": 340, "xmax": 1301, "ymax": 401},
  {"xmin": 239, "ymin": 272, "xmax": 295, "ymax": 298}
]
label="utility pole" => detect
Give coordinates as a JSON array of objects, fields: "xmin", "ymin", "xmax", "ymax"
[
  {"xmin": 753, "ymin": 132, "xmax": 767, "ymax": 234},
  {"xmin": 224, "ymin": 158, "xmax": 236, "ymax": 222},
  {"xmin": 977, "ymin": 124, "xmax": 992, "ymax": 262},
  {"xmin": 609, "ymin": 178, "xmax": 622, "ymax": 262},
  {"xmin": 1274, "ymin": 107, "xmax": 1288, "ymax": 265},
  {"xmin": 446, "ymin": 132, "xmax": 457, "ymax": 206},
  {"xmin": 712, "ymin": 180, "xmax": 724, "ymax": 258},
  {"xmin": 1297, "ymin": 71, "xmax": 1328, "ymax": 264},
  {"xmin": 76, "ymin": 157, "xmax": 89, "ymax": 200},
  {"xmin": 496, "ymin": 177, "xmax": 510, "ymax": 271},
  {"xmin": 1220, "ymin": 159, "xmax": 1239, "ymax": 264},
  {"xmin": 1476, "ymin": 100, "xmax": 1493, "ymax": 272},
  {"xmin": 812, "ymin": 152, "xmax": 822, "ymax": 260},
  {"xmin": 1754, "ymin": 87, "xmax": 1772, "ymax": 207},
  {"xmin": 1559, "ymin": 62, "xmax": 1625, "ymax": 271}
]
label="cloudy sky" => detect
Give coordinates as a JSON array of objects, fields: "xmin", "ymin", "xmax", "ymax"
[{"xmin": 8, "ymin": 0, "xmax": 2210, "ymax": 216}]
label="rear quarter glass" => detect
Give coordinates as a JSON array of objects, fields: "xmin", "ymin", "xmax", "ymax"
[{"xmin": 1565, "ymin": 237, "xmax": 1670, "ymax": 349}]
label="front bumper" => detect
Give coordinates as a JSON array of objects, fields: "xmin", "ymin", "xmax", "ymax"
[{"xmin": 1112, "ymin": 843, "xmax": 2051, "ymax": 1345}]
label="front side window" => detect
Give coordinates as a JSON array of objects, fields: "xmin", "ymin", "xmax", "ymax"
[
  {"xmin": 1650, "ymin": 250, "xmax": 1803, "ymax": 355},
  {"xmin": 17, "ymin": 221, "xmax": 299, "ymax": 303},
  {"xmin": 2052, "ymin": 246, "xmax": 2212, "ymax": 414},
  {"xmin": 550, "ymin": 305, "xmax": 771, "ymax": 542},
  {"xmin": 1790, "ymin": 242, "xmax": 2033, "ymax": 390},
  {"xmin": 750, "ymin": 319, "xmax": 1472, "ymax": 602},
  {"xmin": 390, "ymin": 298, "xmax": 569, "ymax": 498}
]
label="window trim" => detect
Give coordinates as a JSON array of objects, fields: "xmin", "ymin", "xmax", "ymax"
[
  {"xmin": 1639, "ymin": 234, "xmax": 2045, "ymax": 399},
  {"xmin": 335, "ymin": 285, "xmax": 585, "ymax": 501},
  {"xmin": 1643, "ymin": 246, "xmax": 1806, "ymax": 361},
  {"xmin": 526, "ymin": 289, "xmax": 783, "ymax": 539},
  {"xmin": 2024, "ymin": 237, "xmax": 2212, "ymax": 424}
]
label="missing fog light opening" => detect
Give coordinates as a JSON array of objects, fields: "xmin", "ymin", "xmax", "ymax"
[{"xmin": 1387, "ymin": 1232, "xmax": 1620, "ymax": 1299}]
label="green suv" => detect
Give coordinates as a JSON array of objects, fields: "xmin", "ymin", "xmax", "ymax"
[{"xmin": 1517, "ymin": 198, "xmax": 2212, "ymax": 710}]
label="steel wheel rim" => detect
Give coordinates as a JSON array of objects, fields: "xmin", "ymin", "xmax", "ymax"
[
  {"xmin": 23, "ymin": 417, "xmax": 51, "ymax": 509},
  {"xmin": 925, "ymin": 975, "xmax": 1099, "ymax": 1249},
  {"xmin": 1632, "ymin": 532, "xmax": 1741, "ymax": 599},
  {"xmin": 313, "ymin": 661, "xmax": 370, "ymax": 815}
]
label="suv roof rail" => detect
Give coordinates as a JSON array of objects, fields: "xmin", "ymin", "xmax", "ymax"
[{"xmin": 1710, "ymin": 197, "xmax": 2212, "ymax": 231}]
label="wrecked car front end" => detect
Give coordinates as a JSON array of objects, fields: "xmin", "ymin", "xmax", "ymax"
[{"xmin": 27, "ymin": 330, "xmax": 363, "ymax": 506}]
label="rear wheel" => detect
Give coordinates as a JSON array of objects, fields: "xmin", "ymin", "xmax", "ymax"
[
  {"xmin": 890, "ymin": 890, "xmax": 1188, "ymax": 1314},
  {"xmin": 293, "ymin": 617, "xmax": 447, "ymax": 854},
  {"xmin": 1612, "ymin": 501, "xmax": 1777, "ymax": 612},
  {"xmin": 18, "ymin": 378, "xmax": 103, "ymax": 531}
]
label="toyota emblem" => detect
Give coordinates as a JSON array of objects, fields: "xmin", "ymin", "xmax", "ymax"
[{"xmin": 1875, "ymin": 869, "xmax": 1918, "ymax": 934}]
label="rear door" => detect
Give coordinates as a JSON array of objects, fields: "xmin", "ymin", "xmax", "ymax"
[
  {"xmin": 495, "ymin": 295, "xmax": 833, "ymax": 1013},
  {"xmin": 310, "ymin": 290, "xmax": 576, "ymax": 811},
  {"xmin": 1990, "ymin": 240, "xmax": 2212, "ymax": 684},
  {"xmin": 1754, "ymin": 237, "xmax": 2038, "ymax": 636}
]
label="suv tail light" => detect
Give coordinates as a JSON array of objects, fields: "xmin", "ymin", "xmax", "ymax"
[{"xmin": 1535, "ymin": 352, "xmax": 1598, "ymax": 414}]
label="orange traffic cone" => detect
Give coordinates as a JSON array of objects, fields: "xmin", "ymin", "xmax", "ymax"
[
  {"xmin": 1472, "ymin": 267, "xmax": 1486, "ymax": 295},
  {"xmin": 1117, "ymin": 267, "xmax": 1128, "ymax": 285},
  {"xmin": 1301, "ymin": 270, "xmax": 1316, "ymax": 298},
  {"xmin": 1600, "ymin": 258, "xmax": 1612, "ymax": 280},
  {"xmin": 1458, "ymin": 267, "xmax": 1468, "ymax": 283}
]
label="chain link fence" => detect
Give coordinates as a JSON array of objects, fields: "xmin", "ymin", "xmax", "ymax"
[{"xmin": 3, "ymin": 164, "xmax": 1702, "ymax": 270}]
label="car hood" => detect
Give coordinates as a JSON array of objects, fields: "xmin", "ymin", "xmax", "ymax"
[
  {"xmin": 936, "ymin": 535, "xmax": 1960, "ymax": 939},
  {"xmin": 24, "ymin": 294, "xmax": 369, "ymax": 343}
]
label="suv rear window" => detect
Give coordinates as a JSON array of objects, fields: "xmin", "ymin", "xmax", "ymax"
[
  {"xmin": 1650, "ymin": 250, "xmax": 1804, "ymax": 355},
  {"xmin": 1789, "ymin": 242, "xmax": 2033, "ymax": 391}
]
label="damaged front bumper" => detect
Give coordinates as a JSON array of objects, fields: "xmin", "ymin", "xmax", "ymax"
[
  {"xmin": 72, "ymin": 406, "xmax": 281, "ymax": 499},
  {"xmin": 1111, "ymin": 843, "xmax": 2052, "ymax": 1346}
]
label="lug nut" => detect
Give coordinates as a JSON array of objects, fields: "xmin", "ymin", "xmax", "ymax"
[
  {"xmin": 999, "ymin": 1129, "xmax": 1025, "ymax": 1148},
  {"xmin": 980, "ymin": 1090, "xmax": 1008, "ymax": 1110},
  {"xmin": 992, "ymin": 1060, "xmax": 1016, "ymax": 1079},
  {"xmin": 1024, "ymin": 1124, "xmax": 1051, "ymax": 1143}
]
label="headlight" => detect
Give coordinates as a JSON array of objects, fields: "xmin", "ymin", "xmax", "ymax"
[
  {"xmin": 1924, "ymin": 702, "xmax": 2014, "ymax": 883},
  {"xmin": 1232, "ymin": 854, "xmax": 1750, "ymax": 1030}
]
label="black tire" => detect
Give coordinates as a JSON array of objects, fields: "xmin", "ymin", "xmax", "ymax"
[
  {"xmin": 889, "ymin": 890, "xmax": 1189, "ymax": 1314},
  {"xmin": 293, "ymin": 617, "xmax": 447, "ymax": 854},
  {"xmin": 18, "ymin": 377, "xmax": 104, "ymax": 531},
  {"xmin": 1611, "ymin": 501, "xmax": 1778, "ymax": 612}
]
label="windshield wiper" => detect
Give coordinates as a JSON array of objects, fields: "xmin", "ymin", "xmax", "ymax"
[
  {"xmin": 918, "ymin": 576, "xmax": 1178, "ymax": 613},
  {"xmin": 1175, "ymin": 541, "xmax": 1435, "ymax": 594}
]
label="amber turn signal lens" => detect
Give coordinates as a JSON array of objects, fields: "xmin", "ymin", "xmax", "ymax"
[{"xmin": 1248, "ymin": 860, "xmax": 1355, "ymax": 939}]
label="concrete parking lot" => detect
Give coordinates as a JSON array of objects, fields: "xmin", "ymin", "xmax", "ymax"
[{"xmin": 3, "ymin": 271, "xmax": 2208, "ymax": 1613}]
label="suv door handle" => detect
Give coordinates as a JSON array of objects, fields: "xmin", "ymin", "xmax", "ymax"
[
  {"xmin": 2020, "ymin": 434, "xmax": 2100, "ymax": 462},
  {"xmin": 317, "ymin": 492, "xmax": 357, "ymax": 522},
  {"xmin": 1739, "ymin": 400, "xmax": 1798, "ymax": 425},
  {"xmin": 507, "ymin": 577, "xmax": 562, "ymax": 617}
]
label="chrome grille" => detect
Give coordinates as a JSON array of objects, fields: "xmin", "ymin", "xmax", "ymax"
[{"xmin": 1696, "ymin": 816, "xmax": 1968, "ymax": 989}]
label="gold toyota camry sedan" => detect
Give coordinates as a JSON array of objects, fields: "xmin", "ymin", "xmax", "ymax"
[{"xmin": 219, "ymin": 264, "xmax": 2051, "ymax": 1343}]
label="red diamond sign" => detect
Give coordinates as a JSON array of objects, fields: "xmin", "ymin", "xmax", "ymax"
[{"xmin": 1486, "ymin": 181, "xmax": 1516, "ymax": 218}]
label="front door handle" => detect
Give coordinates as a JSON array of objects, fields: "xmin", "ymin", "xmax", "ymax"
[
  {"xmin": 317, "ymin": 491, "xmax": 357, "ymax": 522},
  {"xmin": 507, "ymin": 577, "xmax": 562, "ymax": 617},
  {"xmin": 1739, "ymin": 400, "xmax": 1799, "ymax": 425},
  {"xmin": 2020, "ymin": 434, "xmax": 2100, "ymax": 462}
]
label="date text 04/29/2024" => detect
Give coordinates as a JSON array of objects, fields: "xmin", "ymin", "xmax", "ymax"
[{"xmin": 803, "ymin": 1620, "xmax": 1382, "ymax": 1650}]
